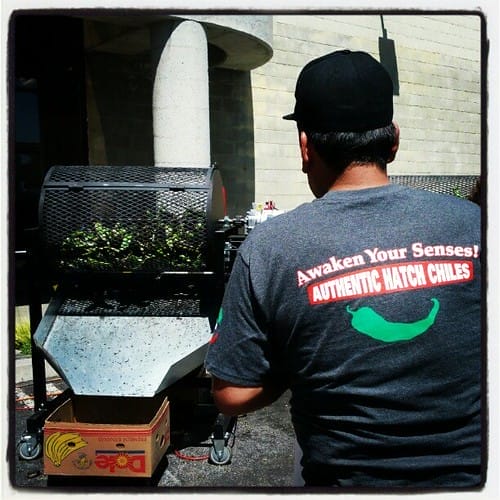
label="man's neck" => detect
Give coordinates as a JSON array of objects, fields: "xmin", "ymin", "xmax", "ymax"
[{"xmin": 329, "ymin": 163, "xmax": 389, "ymax": 191}]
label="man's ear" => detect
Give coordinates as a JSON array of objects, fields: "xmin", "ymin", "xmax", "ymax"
[
  {"xmin": 299, "ymin": 131, "xmax": 311, "ymax": 172},
  {"xmin": 387, "ymin": 122, "xmax": 400, "ymax": 164}
]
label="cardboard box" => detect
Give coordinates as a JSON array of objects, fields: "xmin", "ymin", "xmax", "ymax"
[{"xmin": 43, "ymin": 396, "xmax": 170, "ymax": 478}]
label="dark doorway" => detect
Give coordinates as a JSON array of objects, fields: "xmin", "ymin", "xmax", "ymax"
[
  {"xmin": 11, "ymin": 14, "xmax": 88, "ymax": 304},
  {"xmin": 12, "ymin": 14, "xmax": 88, "ymax": 251}
]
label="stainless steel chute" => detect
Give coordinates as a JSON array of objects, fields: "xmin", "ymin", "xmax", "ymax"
[{"xmin": 34, "ymin": 299, "xmax": 211, "ymax": 397}]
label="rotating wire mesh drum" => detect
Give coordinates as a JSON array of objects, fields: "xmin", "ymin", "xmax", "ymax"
[{"xmin": 38, "ymin": 165, "xmax": 225, "ymax": 274}]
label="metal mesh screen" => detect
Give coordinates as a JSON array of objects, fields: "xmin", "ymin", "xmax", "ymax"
[
  {"xmin": 58, "ymin": 294, "xmax": 202, "ymax": 317},
  {"xmin": 389, "ymin": 175, "xmax": 479, "ymax": 198},
  {"xmin": 39, "ymin": 166, "xmax": 220, "ymax": 273},
  {"xmin": 46, "ymin": 165, "xmax": 210, "ymax": 186}
]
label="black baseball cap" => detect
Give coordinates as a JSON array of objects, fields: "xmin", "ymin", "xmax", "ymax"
[{"xmin": 283, "ymin": 49, "xmax": 394, "ymax": 132}]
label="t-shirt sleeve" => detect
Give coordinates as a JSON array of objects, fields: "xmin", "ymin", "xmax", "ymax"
[{"xmin": 204, "ymin": 250, "xmax": 271, "ymax": 387}]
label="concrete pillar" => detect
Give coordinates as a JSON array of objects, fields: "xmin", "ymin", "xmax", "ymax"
[{"xmin": 151, "ymin": 20, "xmax": 210, "ymax": 167}]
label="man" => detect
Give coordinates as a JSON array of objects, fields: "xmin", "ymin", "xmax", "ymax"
[{"xmin": 205, "ymin": 50, "xmax": 482, "ymax": 488}]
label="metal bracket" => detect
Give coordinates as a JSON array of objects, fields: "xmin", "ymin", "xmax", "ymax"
[{"xmin": 209, "ymin": 414, "xmax": 237, "ymax": 465}]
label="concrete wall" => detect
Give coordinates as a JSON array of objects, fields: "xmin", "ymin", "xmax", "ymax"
[
  {"xmin": 83, "ymin": 14, "xmax": 482, "ymax": 213},
  {"xmin": 209, "ymin": 68, "xmax": 255, "ymax": 216},
  {"xmin": 86, "ymin": 50, "xmax": 154, "ymax": 166},
  {"xmin": 252, "ymin": 14, "xmax": 482, "ymax": 210},
  {"xmin": 84, "ymin": 17, "xmax": 261, "ymax": 216}
]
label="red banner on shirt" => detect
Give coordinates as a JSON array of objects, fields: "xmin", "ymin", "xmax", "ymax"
[{"xmin": 307, "ymin": 260, "xmax": 474, "ymax": 305}]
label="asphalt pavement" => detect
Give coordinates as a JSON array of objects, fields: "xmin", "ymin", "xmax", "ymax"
[{"xmin": 10, "ymin": 354, "xmax": 298, "ymax": 493}]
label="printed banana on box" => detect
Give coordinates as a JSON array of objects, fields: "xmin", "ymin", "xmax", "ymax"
[{"xmin": 43, "ymin": 396, "xmax": 170, "ymax": 478}]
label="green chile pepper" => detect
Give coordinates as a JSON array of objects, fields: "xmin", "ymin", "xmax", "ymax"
[{"xmin": 346, "ymin": 298, "xmax": 440, "ymax": 343}]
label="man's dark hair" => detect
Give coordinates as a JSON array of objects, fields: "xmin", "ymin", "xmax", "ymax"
[{"xmin": 300, "ymin": 122, "xmax": 397, "ymax": 172}]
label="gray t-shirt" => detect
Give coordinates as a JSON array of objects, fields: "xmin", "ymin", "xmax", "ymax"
[{"xmin": 205, "ymin": 184, "xmax": 482, "ymax": 487}]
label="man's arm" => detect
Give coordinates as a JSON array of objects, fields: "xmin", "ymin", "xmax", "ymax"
[{"xmin": 211, "ymin": 376, "xmax": 286, "ymax": 416}]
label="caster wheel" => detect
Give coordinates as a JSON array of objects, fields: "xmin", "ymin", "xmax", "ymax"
[
  {"xmin": 19, "ymin": 440, "xmax": 42, "ymax": 460},
  {"xmin": 209, "ymin": 445, "xmax": 232, "ymax": 465}
]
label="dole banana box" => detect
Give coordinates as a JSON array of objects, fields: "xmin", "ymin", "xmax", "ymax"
[{"xmin": 43, "ymin": 396, "xmax": 170, "ymax": 477}]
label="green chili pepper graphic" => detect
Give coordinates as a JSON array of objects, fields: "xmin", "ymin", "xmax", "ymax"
[
  {"xmin": 216, "ymin": 308, "xmax": 224, "ymax": 325},
  {"xmin": 346, "ymin": 298, "xmax": 440, "ymax": 343}
]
